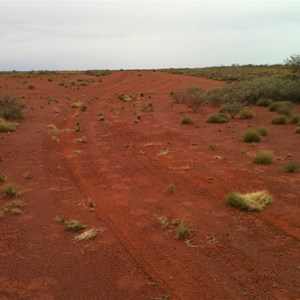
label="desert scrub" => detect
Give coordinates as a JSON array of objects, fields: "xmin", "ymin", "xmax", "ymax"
[
  {"xmin": 0, "ymin": 94, "xmax": 24, "ymax": 120},
  {"xmin": 285, "ymin": 162, "xmax": 300, "ymax": 173},
  {"xmin": 27, "ymin": 83, "xmax": 35, "ymax": 90},
  {"xmin": 291, "ymin": 113, "xmax": 300, "ymax": 124},
  {"xmin": 271, "ymin": 115, "xmax": 288, "ymax": 124},
  {"xmin": 254, "ymin": 126, "xmax": 269, "ymax": 136},
  {"xmin": 240, "ymin": 110, "xmax": 254, "ymax": 119},
  {"xmin": 253, "ymin": 150, "xmax": 273, "ymax": 164},
  {"xmin": 243, "ymin": 129, "xmax": 261, "ymax": 143},
  {"xmin": 0, "ymin": 119, "xmax": 19, "ymax": 132},
  {"xmin": 207, "ymin": 113, "xmax": 229, "ymax": 123},
  {"xmin": 2, "ymin": 183, "xmax": 18, "ymax": 197},
  {"xmin": 227, "ymin": 191, "xmax": 273, "ymax": 211},
  {"xmin": 64, "ymin": 220, "xmax": 86, "ymax": 232},
  {"xmin": 256, "ymin": 98, "xmax": 273, "ymax": 107},
  {"xmin": 295, "ymin": 127, "xmax": 300, "ymax": 134},
  {"xmin": 181, "ymin": 116, "xmax": 193, "ymax": 124},
  {"xmin": 176, "ymin": 221, "xmax": 190, "ymax": 239}
]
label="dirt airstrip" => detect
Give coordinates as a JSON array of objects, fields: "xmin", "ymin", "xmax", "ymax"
[{"xmin": 0, "ymin": 71, "xmax": 299, "ymax": 299}]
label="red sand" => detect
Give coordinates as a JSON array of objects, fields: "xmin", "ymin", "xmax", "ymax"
[{"xmin": 0, "ymin": 71, "xmax": 299, "ymax": 299}]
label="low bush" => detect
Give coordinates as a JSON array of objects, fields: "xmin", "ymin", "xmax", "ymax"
[
  {"xmin": 0, "ymin": 94, "xmax": 24, "ymax": 120},
  {"xmin": 27, "ymin": 84, "xmax": 35, "ymax": 90},
  {"xmin": 176, "ymin": 221, "xmax": 190, "ymax": 239},
  {"xmin": 295, "ymin": 127, "xmax": 300, "ymax": 134},
  {"xmin": 243, "ymin": 129, "xmax": 261, "ymax": 142},
  {"xmin": 272, "ymin": 115, "xmax": 288, "ymax": 124},
  {"xmin": 240, "ymin": 110, "xmax": 254, "ymax": 119},
  {"xmin": 227, "ymin": 191, "xmax": 273, "ymax": 211},
  {"xmin": 256, "ymin": 98, "xmax": 273, "ymax": 107},
  {"xmin": 207, "ymin": 113, "xmax": 229, "ymax": 123},
  {"xmin": 253, "ymin": 150, "xmax": 273, "ymax": 164},
  {"xmin": 71, "ymin": 102, "xmax": 87, "ymax": 111}
]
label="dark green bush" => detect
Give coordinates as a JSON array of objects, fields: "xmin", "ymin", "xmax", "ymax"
[
  {"xmin": 254, "ymin": 126, "xmax": 269, "ymax": 136},
  {"xmin": 285, "ymin": 162, "xmax": 300, "ymax": 173}
]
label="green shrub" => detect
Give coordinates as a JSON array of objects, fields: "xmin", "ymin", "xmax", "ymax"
[
  {"xmin": 181, "ymin": 116, "xmax": 193, "ymax": 124},
  {"xmin": 0, "ymin": 118, "xmax": 18, "ymax": 132},
  {"xmin": 291, "ymin": 113, "xmax": 300, "ymax": 124},
  {"xmin": 207, "ymin": 113, "xmax": 229, "ymax": 123},
  {"xmin": 295, "ymin": 127, "xmax": 300, "ymax": 134},
  {"xmin": 243, "ymin": 129, "xmax": 261, "ymax": 142},
  {"xmin": 272, "ymin": 115, "xmax": 288, "ymax": 124},
  {"xmin": 285, "ymin": 162, "xmax": 300, "ymax": 173},
  {"xmin": 254, "ymin": 126, "xmax": 269, "ymax": 136},
  {"xmin": 209, "ymin": 144, "xmax": 217, "ymax": 150},
  {"xmin": 240, "ymin": 110, "xmax": 254, "ymax": 119},
  {"xmin": 256, "ymin": 98, "xmax": 273, "ymax": 107},
  {"xmin": 0, "ymin": 94, "xmax": 24, "ymax": 120},
  {"xmin": 253, "ymin": 151, "xmax": 273, "ymax": 164}
]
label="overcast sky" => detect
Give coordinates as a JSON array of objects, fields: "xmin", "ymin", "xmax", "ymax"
[{"xmin": 0, "ymin": 1, "xmax": 299, "ymax": 70}]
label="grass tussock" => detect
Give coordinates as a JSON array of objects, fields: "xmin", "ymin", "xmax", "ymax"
[
  {"xmin": 254, "ymin": 126, "xmax": 269, "ymax": 136},
  {"xmin": 227, "ymin": 191, "xmax": 273, "ymax": 211},
  {"xmin": 176, "ymin": 221, "xmax": 190, "ymax": 239},
  {"xmin": 2, "ymin": 183, "xmax": 18, "ymax": 197},
  {"xmin": 0, "ymin": 171, "xmax": 6, "ymax": 182},
  {"xmin": 71, "ymin": 102, "xmax": 87, "ymax": 111},
  {"xmin": 295, "ymin": 127, "xmax": 300, "ymax": 134},
  {"xmin": 64, "ymin": 220, "xmax": 86, "ymax": 232},
  {"xmin": 256, "ymin": 98, "xmax": 273, "ymax": 107},
  {"xmin": 0, "ymin": 94, "xmax": 24, "ymax": 120},
  {"xmin": 272, "ymin": 115, "xmax": 288, "ymax": 124},
  {"xmin": 207, "ymin": 113, "xmax": 229, "ymax": 123},
  {"xmin": 240, "ymin": 110, "xmax": 254, "ymax": 119},
  {"xmin": 181, "ymin": 116, "xmax": 193, "ymax": 124},
  {"xmin": 285, "ymin": 162, "xmax": 300, "ymax": 173},
  {"xmin": 0, "ymin": 118, "xmax": 19, "ymax": 132},
  {"xmin": 243, "ymin": 129, "xmax": 261, "ymax": 142},
  {"xmin": 253, "ymin": 150, "xmax": 273, "ymax": 164}
]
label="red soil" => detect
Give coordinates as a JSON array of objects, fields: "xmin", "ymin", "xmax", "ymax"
[{"xmin": 0, "ymin": 71, "xmax": 299, "ymax": 300}]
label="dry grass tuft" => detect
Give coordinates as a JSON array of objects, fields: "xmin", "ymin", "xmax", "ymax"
[
  {"xmin": 74, "ymin": 228, "xmax": 99, "ymax": 241},
  {"xmin": 227, "ymin": 191, "xmax": 273, "ymax": 211}
]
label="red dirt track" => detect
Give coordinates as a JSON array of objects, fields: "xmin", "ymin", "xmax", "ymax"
[{"xmin": 0, "ymin": 71, "xmax": 299, "ymax": 299}]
